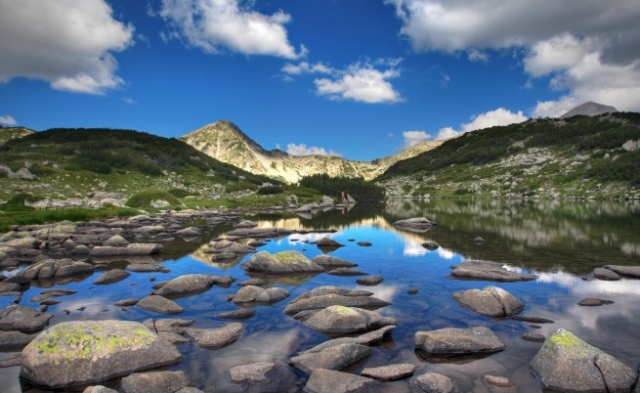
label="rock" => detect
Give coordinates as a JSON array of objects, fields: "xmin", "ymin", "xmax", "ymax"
[
  {"xmin": 234, "ymin": 220, "xmax": 257, "ymax": 228},
  {"xmin": 0, "ymin": 330, "xmax": 36, "ymax": 349},
  {"xmin": 531, "ymin": 328, "xmax": 637, "ymax": 392},
  {"xmin": 0, "ymin": 305, "xmax": 53, "ymax": 333},
  {"xmin": 392, "ymin": 218, "xmax": 437, "ymax": 232},
  {"xmin": 301, "ymin": 326, "xmax": 395, "ymax": 354},
  {"xmin": 114, "ymin": 298, "xmax": 139, "ymax": 307},
  {"xmin": 483, "ymin": 375, "xmax": 515, "ymax": 388},
  {"xmin": 228, "ymin": 361, "xmax": 297, "ymax": 393},
  {"xmin": 356, "ymin": 241, "xmax": 372, "ymax": 247},
  {"xmin": 20, "ymin": 320, "xmax": 183, "ymax": 389},
  {"xmin": 93, "ymin": 269, "xmax": 130, "ymax": 285},
  {"xmin": 304, "ymin": 368, "xmax": 379, "ymax": 393},
  {"xmin": 255, "ymin": 287, "xmax": 290, "ymax": 304},
  {"xmin": 241, "ymin": 250, "xmax": 325, "ymax": 274},
  {"xmin": 593, "ymin": 267, "xmax": 620, "ymax": 281},
  {"xmin": 0, "ymin": 281, "xmax": 21, "ymax": 293},
  {"xmin": 284, "ymin": 293, "xmax": 390, "ymax": 315},
  {"xmin": 290, "ymin": 343, "xmax": 371, "ymax": 374},
  {"xmin": 510, "ymin": 315, "xmax": 554, "ymax": 324},
  {"xmin": 90, "ymin": 243, "xmax": 162, "ymax": 256},
  {"xmin": 452, "ymin": 286, "xmax": 524, "ymax": 317},
  {"xmin": 103, "ymin": 235, "xmax": 129, "ymax": 247},
  {"xmin": 449, "ymin": 260, "xmax": 537, "ymax": 282},
  {"xmin": 413, "ymin": 372, "xmax": 459, "ymax": 393},
  {"xmin": 356, "ymin": 276, "xmax": 383, "ymax": 286},
  {"xmin": 408, "ymin": 288, "xmax": 418, "ymax": 295},
  {"xmin": 361, "ymin": 363, "xmax": 416, "ymax": 381},
  {"xmin": 18, "ymin": 258, "xmax": 94, "ymax": 280},
  {"xmin": 312, "ymin": 237, "xmax": 345, "ymax": 250},
  {"xmin": 603, "ymin": 265, "xmax": 640, "ymax": 278},
  {"xmin": 175, "ymin": 227, "xmax": 202, "ymax": 238},
  {"xmin": 4, "ymin": 237, "xmax": 37, "ymax": 249},
  {"xmin": 231, "ymin": 285, "xmax": 265, "ymax": 303},
  {"xmin": 311, "ymin": 255, "xmax": 358, "ymax": 269},
  {"xmin": 127, "ymin": 263, "xmax": 166, "ymax": 273},
  {"xmin": 415, "ymin": 326, "xmax": 506, "ymax": 356},
  {"xmin": 153, "ymin": 274, "xmax": 231, "ymax": 298},
  {"xmin": 327, "ymin": 268, "xmax": 367, "ymax": 276},
  {"xmin": 577, "ymin": 298, "xmax": 614, "ymax": 307},
  {"xmin": 183, "ymin": 323, "xmax": 243, "ymax": 349},
  {"xmin": 474, "ymin": 236, "xmax": 485, "ymax": 243},
  {"xmin": 298, "ymin": 305, "xmax": 397, "ymax": 335},
  {"xmin": 217, "ymin": 308, "xmax": 256, "ymax": 319},
  {"xmin": 120, "ymin": 370, "xmax": 191, "ymax": 393},
  {"xmin": 421, "ymin": 241, "xmax": 439, "ymax": 250},
  {"xmin": 136, "ymin": 295, "xmax": 184, "ymax": 314},
  {"xmin": 238, "ymin": 278, "xmax": 266, "ymax": 287},
  {"xmin": 522, "ymin": 333, "xmax": 545, "ymax": 342}
]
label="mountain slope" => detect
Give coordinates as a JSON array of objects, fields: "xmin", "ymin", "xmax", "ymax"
[
  {"xmin": 560, "ymin": 101, "xmax": 617, "ymax": 119},
  {"xmin": 0, "ymin": 126, "xmax": 35, "ymax": 145},
  {"xmin": 377, "ymin": 112, "xmax": 640, "ymax": 199},
  {"xmin": 180, "ymin": 120, "xmax": 444, "ymax": 183}
]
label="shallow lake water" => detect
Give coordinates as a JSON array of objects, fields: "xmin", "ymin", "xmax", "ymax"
[{"xmin": 2, "ymin": 199, "xmax": 639, "ymax": 392}]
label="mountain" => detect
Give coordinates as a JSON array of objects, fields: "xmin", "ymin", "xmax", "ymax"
[
  {"xmin": 0, "ymin": 126, "xmax": 35, "ymax": 145},
  {"xmin": 180, "ymin": 120, "xmax": 444, "ymax": 183},
  {"xmin": 377, "ymin": 112, "xmax": 640, "ymax": 199},
  {"xmin": 560, "ymin": 101, "xmax": 617, "ymax": 119}
]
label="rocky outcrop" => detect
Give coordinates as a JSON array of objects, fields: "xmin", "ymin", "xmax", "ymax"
[
  {"xmin": 20, "ymin": 320, "xmax": 183, "ymax": 389},
  {"xmin": 452, "ymin": 286, "xmax": 525, "ymax": 317},
  {"xmin": 531, "ymin": 329, "xmax": 637, "ymax": 392}
]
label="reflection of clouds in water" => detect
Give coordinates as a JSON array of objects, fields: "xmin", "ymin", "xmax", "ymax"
[
  {"xmin": 403, "ymin": 239, "xmax": 427, "ymax": 256},
  {"xmin": 437, "ymin": 248, "xmax": 455, "ymax": 260},
  {"xmin": 537, "ymin": 272, "xmax": 640, "ymax": 296},
  {"xmin": 621, "ymin": 242, "xmax": 640, "ymax": 256},
  {"xmin": 364, "ymin": 284, "xmax": 402, "ymax": 304}
]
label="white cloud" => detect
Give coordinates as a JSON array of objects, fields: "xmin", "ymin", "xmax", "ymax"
[
  {"xmin": 281, "ymin": 62, "xmax": 332, "ymax": 75},
  {"xmin": 286, "ymin": 143, "xmax": 342, "ymax": 157},
  {"xmin": 122, "ymin": 97, "xmax": 138, "ymax": 105},
  {"xmin": 386, "ymin": 0, "xmax": 640, "ymax": 115},
  {"xmin": 467, "ymin": 49, "xmax": 488, "ymax": 62},
  {"xmin": 435, "ymin": 107, "xmax": 527, "ymax": 140},
  {"xmin": 159, "ymin": 0, "xmax": 305, "ymax": 59},
  {"xmin": 0, "ymin": 115, "xmax": 17, "ymax": 126},
  {"xmin": 402, "ymin": 130, "xmax": 431, "ymax": 147},
  {"xmin": 0, "ymin": 0, "xmax": 134, "ymax": 94}
]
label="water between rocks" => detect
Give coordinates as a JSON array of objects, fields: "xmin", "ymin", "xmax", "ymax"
[{"xmin": 1, "ymin": 199, "xmax": 639, "ymax": 392}]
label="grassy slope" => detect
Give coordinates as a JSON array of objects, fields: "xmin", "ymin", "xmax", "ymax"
[
  {"xmin": 377, "ymin": 112, "xmax": 640, "ymax": 198},
  {"xmin": 0, "ymin": 126, "xmax": 35, "ymax": 145},
  {"xmin": 0, "ymin": 127, "xmax": 280, "ymax": 203}
]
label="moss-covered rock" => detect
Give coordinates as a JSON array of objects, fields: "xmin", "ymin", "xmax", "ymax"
[{"xmin": 240, "ymin": 250, "xmax": 324, "ymax": 274}]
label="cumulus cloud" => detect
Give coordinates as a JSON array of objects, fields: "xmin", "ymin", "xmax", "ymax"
[
  {"xmin": 0, "ymin": 115, "xmax": 17, "ymax": 126},
  {"xmin": 286, "ymin": 143, "xmax": 342, "ymax": 157},
  {"xmin": 467, "ymin": 49, "xmax": 489, "ymax": 62},
  {"xmin": 0, "ymin": 0, "xmax": 134, "ymax": 94},
  {"xmin": 402, "ymin": 130, "xmax": 431, "ymax": 147},
  {"xmin": 435, "ymin": 108, "xmax": 527, "ymax": 140},
  {"xmin": 281, "ymin": 61, "xmax": 332, "ymax": 75},
  {"xmin": 159, "ymin": 0, "xmax": 305, "ymax": 59},
  {"xmin": 386, "ymin": 0, "xmax": 640, "ymax": 115}
]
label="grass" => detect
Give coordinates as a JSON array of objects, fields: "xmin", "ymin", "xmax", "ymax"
[
  {"xmin": 0, "ymin": 207, "xmax": 139, "ymax": 232},
  {"xmin": 126, "ymin": 190, "xmax": 182, "ymax": 209}
]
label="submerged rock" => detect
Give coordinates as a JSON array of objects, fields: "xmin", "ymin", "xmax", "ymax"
[
  {"xmin": 531, "ymin": 328, "xmax": 637, "ymax": 393},
  {"xmin": 184, "ymin": 323, "xmax": 243, "ymax": 349},
  {"xmin": 311, "ymin": 255, "xmax": 358, "ymax": 269},
  {"xmin": 241, "ymin": 251, "xmax": 324, "ymax": 274},
  {"xmin": 304, "ymin": 368, "xmax": 379, "ymax": 393},
  {"xmin": 20, "ymin": 320, "xmax": 183, "ymax": 389},
  {"xmin": 413, "ymin": 372, "xmax": 459, "ymax": 393},
  {"xmin": 452, "ymin": 286, "xmax": 524, "ymax": 317},
  {"xmin": 361, "ymin": 363, "xmax": 416, "ymax": 381},
  {"xmin": 120, "ymin": 370, "xmax": 192, "ymax": 393},
  {"xmin": 227, "ymin": 361, "xmax": 298, "ymax": 393},
  {"xmin": 290, "ymin": 343, "xmax": 371, "ymax": 374}
]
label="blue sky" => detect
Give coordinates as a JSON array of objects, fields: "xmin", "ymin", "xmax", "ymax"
[{"xmin": 1, "ymin": 0, "xmax": 640, "ymax": 161}]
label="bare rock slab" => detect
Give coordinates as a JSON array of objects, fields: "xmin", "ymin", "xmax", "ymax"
[
  {"xmin": 184, "ymin": 323, "xmax": 243, "ymax": 349},
  {"xmin": 20, "ymin": 320, "xmax": 182, "ymax": 389},
  {"xmin": 361, "ymin": 363, "xmax": 416, "ymax": 381},
  {"xmin": 298, "ymin": 305, "xmax": 397, "ymax": 335},
  {"xmin": 136, "ymin": 295, "xmax": 184, "ymax": 314},
  {"xmin": 93, "ymin": 269, "xmax": 130, "ymax": 285},
  {"xmin": 311, "ymin": 255, "xmax": 358, "ymax": 269},
  {"xmin": 120, "ymin": 370, "xmax": 191, "ymax": 393},
  {"xmin": 531, "ymin": 328, "xmax": 637, "ymax": 393},
  {"xmin": 153, "ymin": 274, "xmax": 233, "ymax": 298},
  {"xmin": 290, "ymin": 343, "xmax": 371, "ymax": 374},
  {"xmin": 449, "ymin": 260, "xmax": 537, "ymax": 282},
  {"xmin": 415, "ymin": 326, "xmax": 506, "ymax": 356},
  {"xmin": 453, "ymin": 286, "xmax": 524, "ymax": 317},
  {"xmin": 241, "ymin": 250, "xmax": 324, "ymax": 274},
  {"xmin": 0, "ymin": 305, "xmax": 53, "ymax": 333},
  {"xmin": 285, "ymin": 292, "xmax": 390, "ymax": 315},
  {"xmin": 603, "ymin": 265, "xmax": 640, "ymax": 278},
  {"xmin": 304, "ymin": 368, "xmax": 379, "ymax": 393}
]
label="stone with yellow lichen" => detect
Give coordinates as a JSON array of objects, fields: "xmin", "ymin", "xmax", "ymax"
[{"xmin": 20, "ymin": 320, "xmax": 182, "ymax": 390}]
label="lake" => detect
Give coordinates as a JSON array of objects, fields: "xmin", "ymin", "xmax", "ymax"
[{"xmin": 2, "ymin": 199, "xmax": 640, "ymax": 392}]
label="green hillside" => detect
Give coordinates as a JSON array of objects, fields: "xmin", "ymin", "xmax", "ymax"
[
  {"xmin": 0, "ymin": 128, "xmax": 280, "ymax": 206},
  {"xmin": 0, "ymin": 126, "xmax": 35, "ymax": 145},
  {"xmin": 377, "ymin": 112, "xmax": 640, "ymax": 199}
]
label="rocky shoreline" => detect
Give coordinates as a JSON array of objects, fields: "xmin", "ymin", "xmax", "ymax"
[{"xmin": 1, "ymin": 209, "xmax": 639, "ymax": 392}]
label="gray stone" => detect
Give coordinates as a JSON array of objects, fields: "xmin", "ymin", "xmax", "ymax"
[
  {"xmin": 392, "ymin": 217, "xmax": 437, "ymax": 232},
  {"xmin": 327, "ymin": 268, "xmax": 367, "ymax": 276},
  {"xmin": 483, "ymin": 375, "xmax": 515, "ymax": 388},
  {"xmin": 577, "ymin": 298, "xmax": 614, "ymax": 307},
  {"xmin": 217, "ymin": 308, "xmax": 256, "ymax": 319},
  {"xmin": 356, "ymin": 276, "xmax": 383, "ymax": 286},
  {"xmin": 127, "ymin": 263, "xmax": 165, "ymax": 273},
  {"xmin": 301, "ymin": 326, "xmax": 395, "ymax": 354},
  {"xmin": 285, "ymin": 293, "xmax": 390, "ymax": 315},
  {"xmin": 175, "ymin": 227, "xmax": 202, "ymax": 237},
  {"xmin": 184, "ymin": 323, "xmax": 243, "ymax": 349},
  {"xmin": 228, "ymin": 361, "xmax": 276, "ymax": 383},
  {"xmin": 90, "ymin": 243, "xmax": 162, "ymax": 256},
  {"xmin": 415, "ymin": 326, "xmax": 506, "ymax": 356},
  {"xmin": 0, "ymin": 305, "xmax": 53, "ymax": 333},
  {"xmin": 304, "ymin": 368, "xmax": 379, "ymax": 393},
  {"xmin": 290, "ymin": 343, "xmax": 371, "ymax": 374},
  {"xmin": 83, "ymin": 385, "xmax": 119, "ymax": 393},
  {"xmin": 255, "ymin": 287, "xmax": 290, "ymax": 304},
  {"xmin": 120, "ymin": 370, "xmax": 191, "ymax": 393},
  {"xmin": 228, "ymin": 361, "xmax": 298, "ymax": 393},
  {"xmin": 232, "ymin": 285, "xmax": 264, "ymax": 303},
  {"xmin": 531, "ymin": 328, "xmax": 637, "ymax": 393},
  {"xmin": 603, "ymin": 265, "xmax": 640, "ymax": 278},
  {"xmin": 241, "ymin": 250, "xmax": 324, "ymax": 274},
  {"xmin": 299, "ymin": 305, "xmax": 397, "ymax": 335},
  {"xmin": 422, "ymin": 241, "xmax": 439, "ymax": 250},
  {"xmin": 593, "ymin": 267, "xmax": 620, "ymax": 281},
  {"xmin": 0, "ymin": 330, "xmax": 36, "ymax": 349},
  {"xmin": 136, "ymin": 295, "xmax": 184, "ymax": 314},
  {"xmin": 238, "ymin": 278, "xmax": 265, "ymax": 287},
  {"xmin": 93, "ymin": 269, "xmax": 130, "ymax": 285},
  {"xmin": 413, "ymin": 372, "xmax": 459, "ymax": 393},
  {"xmin": 103, "ymin": 235, "xmax": 129, "ymax": 247},
  {"xmin": 449, "ymin": 260, "xmax": 537, "ymax": 282},
  {"xmin": 0, "ymin": 281, "xmax": 21, "ymax": 293},
  {"xmin": 18, "ymin": 258, "xmax": 94, "ymax": 280},
  {"xmin": 522, "ymin": 333, "xmax": 545, "ymax": 342},
  {"xmin": 20, "ymin": 320, "xmax": 182, "ymax": 389},
  {"xmin": 452, "ymin": 286, "xmax": 524, "ymax": 317},
  {"xmin": 153, "ymin": 274, "xmax": 229, "ymax": 298},
  {"xmin": 311, "ymin": 255, "xmax": 358, "ymax": 269},
  {"xmin": 312, "ymin": 237, "xmax": 345, "ymax": 249},
  {"xmin": 361, "ymin": 363, "xmax": 416, "ymax": 381}
]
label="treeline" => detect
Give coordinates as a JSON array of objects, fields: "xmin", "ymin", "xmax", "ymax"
[
  {"xmin": 377, "ymin": 112, "xmax": 640, "ymax": 185},
  {"xmin": 299, "ymin": 174, "xmax": 385, "ymax": 202}
]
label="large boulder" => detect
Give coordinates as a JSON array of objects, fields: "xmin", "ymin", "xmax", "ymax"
[
  {"xmin": 452, "ymin": 286, "xmax": 525, "ymax": 317},
  {"xmin": 241, "ymin": 251, "xmax": 324, "ymax": 274},
  {"xmin": 20, "ymin": 320, "xmax": 182, "ymax": 389},
  {"xmin": 449, "ymin": 260, "xmax": 537, "ymax": 282},
  {"xmin": 531, "ymin": 329, "xmax": 637, "ymax": 393},
  {"xmin": 297, "ymin": 305, "xmax": 397, "ymax": 335},
  {"xmin": 415, "ymin": 326, "xmax": 506, "ymax": 356}
]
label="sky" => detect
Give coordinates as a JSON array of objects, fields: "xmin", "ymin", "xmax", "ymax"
[{"xmin": 1, "ymin": 0, "xmax": 640, "ymax": 161}]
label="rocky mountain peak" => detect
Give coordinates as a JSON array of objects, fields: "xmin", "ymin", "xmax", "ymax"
[{"xmin": 560, "ymin": 102, "xmax": 618, "ymax": 119}]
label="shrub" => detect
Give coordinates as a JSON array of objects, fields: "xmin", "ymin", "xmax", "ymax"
[
  {"xmin": 168, "ymin": 188, "xmax": 195, "ymax": 198},
  {"xmin": 226, "ymin": 181, "xmax": 259, "ymax": 193},
  {"xmin": 257, "ymin": 185, "xmax": 282, "ymax": 195}
]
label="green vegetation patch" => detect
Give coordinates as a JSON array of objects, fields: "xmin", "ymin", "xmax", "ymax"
[{"xmin": 126, "ymin": 190, "xmax": 182, "ymax": 208}]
